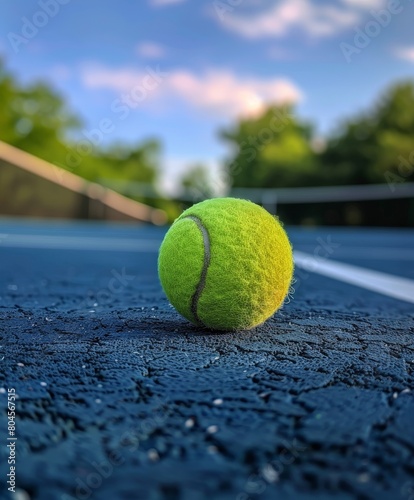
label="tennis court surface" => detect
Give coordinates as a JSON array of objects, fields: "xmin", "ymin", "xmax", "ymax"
[{"xmin": 1, "ymin": 220, "xmax": 414, "ymax": 500}]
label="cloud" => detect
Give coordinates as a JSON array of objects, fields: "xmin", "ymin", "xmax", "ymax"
[
  {"xmin": 80, "ymin": 64, "xmax": 302, "ymax": 119},
  {"xmin": 168, "ymin": 70, "xmax": 302, "ymax": 117},
  {"xmin": 150, "ymin": 0, "xmax": 186, "ymax": 6},
  {"xmin": 81, "ymin": 65, "xmax": 147, "ymax": 92},
  {"xmin": 215, "ymin": 0, "xmax": 386, "ymax": 39},
  {"xmin": 393, "ymin": 46, "xmax": 414, "ymax": 63},
  {"xmin": 136, "ymin": 42, "xmax": 166, "ymax": 59}
]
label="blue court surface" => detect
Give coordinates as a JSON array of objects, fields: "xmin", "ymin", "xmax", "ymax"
[{"xmin": 1, "ymin": 220, "xmax": 413, "ymax": 500}]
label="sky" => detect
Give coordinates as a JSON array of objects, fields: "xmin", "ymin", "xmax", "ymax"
[{"xmin": 1, "ymin": 0, "xmax": 414, "ymax": 191}]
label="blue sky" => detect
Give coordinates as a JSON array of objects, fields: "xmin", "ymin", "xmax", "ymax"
[{"xmin": 1, "ymin": 0, "xmax": 414, "ymax": 191}]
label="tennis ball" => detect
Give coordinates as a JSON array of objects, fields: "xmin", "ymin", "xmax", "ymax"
[{"xmin": 158, "ymin": 198, "xmax": 293, "ymax": 331}]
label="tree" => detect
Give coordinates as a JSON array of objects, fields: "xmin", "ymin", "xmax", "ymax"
[
  {"xmin": 0, "ymin": 59, "xmax": 81, "ymax": 165},
  {"xmin": 180, "ymin": 164, "xmax": 215, "ymax": 200},
  {"xmin": 220, "ymin": 105, "xmax": 319, "ymax": 189},
  {"xmin": 321, "ymin": 82, "xmax": 414, "ymax": 186},
  {"xmin": 0, "ymin": 59, "xmax": 162, "ymax": 191}
]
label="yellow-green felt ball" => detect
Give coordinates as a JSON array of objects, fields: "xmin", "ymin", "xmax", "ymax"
[{"xmin": 158, "ymin": 198, "xmax": 294, "ymax": 331}]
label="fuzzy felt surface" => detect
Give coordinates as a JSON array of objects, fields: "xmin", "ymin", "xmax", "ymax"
[{"xmin": 158, "ymin": 198, "xmax": 294, "ymax": 331}]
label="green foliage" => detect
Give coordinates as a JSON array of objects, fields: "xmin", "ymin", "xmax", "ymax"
[
  {"xmin": 1, "ymin": 56, "xmax": 414, "ymax": 226},
  {"xmin": 74, "ymin": 140, "xmax": 161, "ymax": 185},
  {"xmin": 0, "ymin": 59, "xmax": 160, "ymax": 191},
  {"xmin": 220, "ymin": 105, "xmax": 319, "ymax": 188},
  {"xmin": 220, "ymin": 83, "xmax": 414, "ymax": 195},
  {"xmin": 180, "ymin": 164, "xmax": 215, "ymax": 200},
  {"xmin": 321, "ymin": 82, "xmax": 414, "ymax": 185}
]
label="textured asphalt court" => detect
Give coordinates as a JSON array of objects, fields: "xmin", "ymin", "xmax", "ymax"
[{"xmin": 1, "ymin": 219, "xmax": 414, "ymax": 500}]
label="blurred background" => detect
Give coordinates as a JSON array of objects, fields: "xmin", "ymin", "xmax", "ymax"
[{"xmin": 0, "ymin": 0, "xmax": 414, "ymax": 226}]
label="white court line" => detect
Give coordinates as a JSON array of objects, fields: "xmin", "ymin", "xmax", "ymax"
[
  {"xmin": 0, "ymin": 234, "xmax": 160, "ymax": 252},
  {"xmin": 294, "ymin": 250, "xmax": 414, "ymax": 305}
]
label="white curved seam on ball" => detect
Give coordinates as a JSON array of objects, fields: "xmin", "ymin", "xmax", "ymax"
[{"xmin": 182, "ymin": 215, "xmax": 211, "ymax": 326}]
